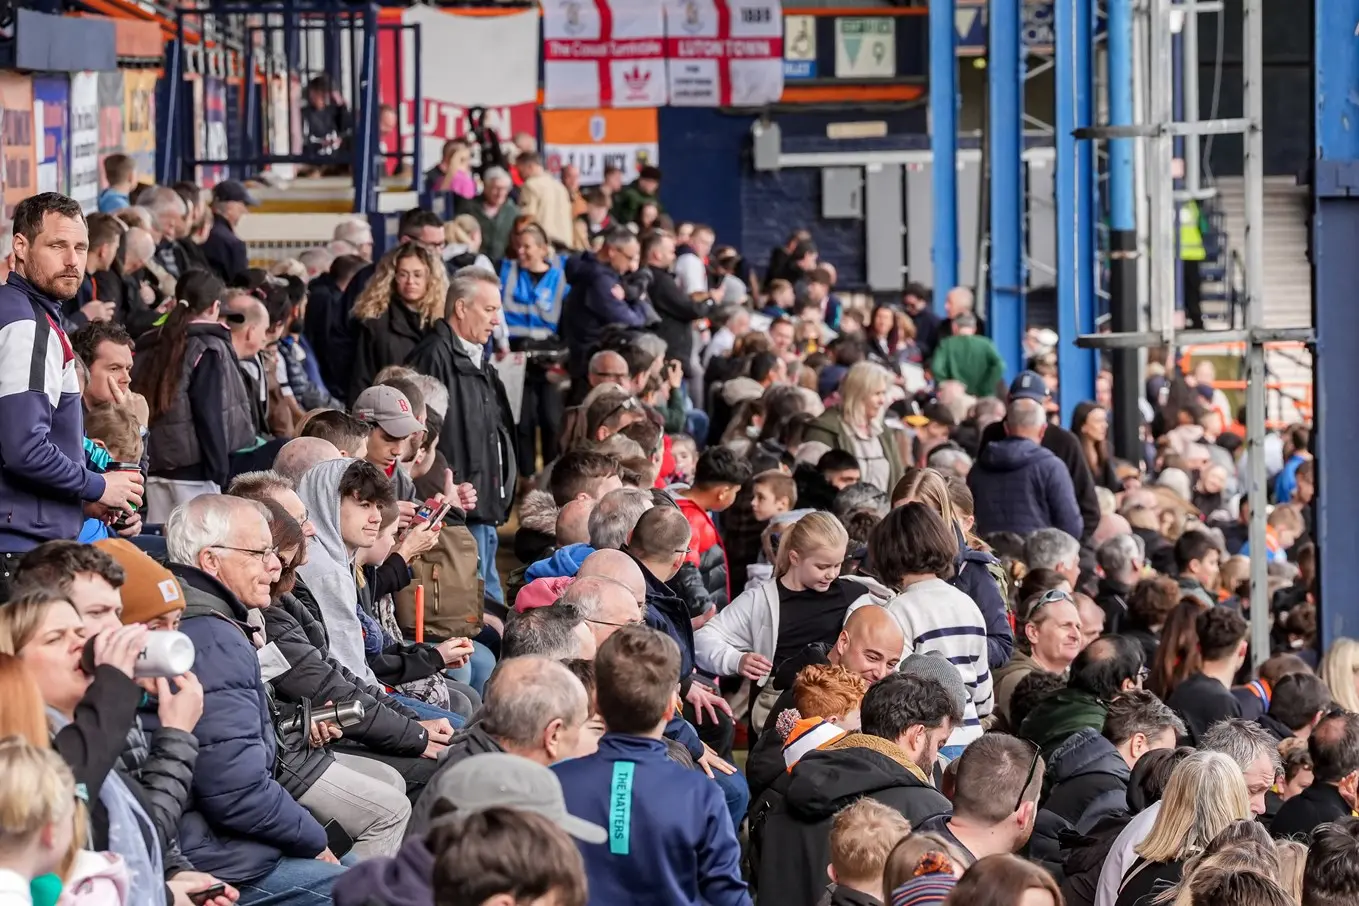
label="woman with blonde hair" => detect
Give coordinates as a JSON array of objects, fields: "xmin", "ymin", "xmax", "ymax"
[
  {"xmin": 0, "ymin": 737, "xmax": 82, "ymax": 891},
  {"xmin": 804, "ymin": 361, "xmax": 905, "ymax": 493},
  {"xmin": 1115, "ymin": 750, "xmax": 1252, "ymax": 906},
  {"xmin": 1272, "ymin": 840, "xmax": 1306, "ymax": 904},
  {"xmin": 349, "ymin": 240, "xmax": 448, "ymax": 399},
  {"xmin": 695, "ymin": 511, "xmax": 875, "ymax": 732},
  {"xmin": 1320, "ymin": 637, "xmax": 1359, "ymax": 713},
  {"xmin": 892, "ymin": 467, "xmax": 1013, "ymax": 670},
  {"xmin": 443, "ymin": 213, "xmax": 495, "ymax": 273}
]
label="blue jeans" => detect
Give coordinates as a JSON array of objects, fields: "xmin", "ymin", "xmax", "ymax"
[
  {"xmin": 389, "ymin": 693, "xmax": 465, "ymax": 727},
  {"xmin": 713, "ymin": 767, "xmax": 750, "ymax": 833},
  {"xmin": 444, "ymin": 639, "xmax": 496, "ymax": 696},
  {"xmin": 236, "ymin": 854, "xmax": 355, "ymax": 906},
  {"xmin": 468, "ymin": 522, "xmax": 503, "ymax": 605}
]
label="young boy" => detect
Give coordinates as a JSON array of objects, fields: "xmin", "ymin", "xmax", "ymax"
[
  {"xmin": 431, "ymin": 807, "xmax": 590, "ymax": 906},
  {"xmin": 553, "ymin": 626, "xmax": 751, "ymax": 906},
  {"xmin": 300, "ymin": 408, "xmax": 372, "ymax": 461},
  {"xmin": 673, "ymin": 447, "xmax": 753, "ymax": 605},
  {"xmin": 80, "ymin": 402, "xmax": 144, "ymax": 542},
  {"xmin": 826, "ymin": 798, "xmax": 913, "ymax": 906},
  {"xmin": 99, "ymin": 152, "xmax": 137, "ymax": 213},
  {"xmin": 819, "ymin": 450, "xmax": 862, "ymax": 491},
  {"xmin": 750, "ymin": 470, "xmax": 797, "ymax": 523}
]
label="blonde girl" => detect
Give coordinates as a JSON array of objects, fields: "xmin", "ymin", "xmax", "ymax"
[
  {"xmin": 349, "ymin": 241, "xmax": 448, "ymax": 399},
  {"xmin": 0, "ymin": 737, "xmax": 80, "ymax": 887},
  {"xmin": 1321, "ymin": 638, "xmax": 1359, "ymax": 713},
  {"xmin": 695, "ymin": 512, "xmax": 870, "ymax": 732}
]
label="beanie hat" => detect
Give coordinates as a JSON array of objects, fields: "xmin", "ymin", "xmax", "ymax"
[
  {"xmin": 889, "ymin": 871, "xmax": 958, "ymax": 906},
  {"xmin": 899, "ymin": 650, "xmax": 968, "ymax": 718},
  {"xmin": 96, "ymin": 539, "xmax": 185, "ymax": 626},
  {"xmin": 782, "ymin": 716, "xmax": 846, "ymax": 770}
]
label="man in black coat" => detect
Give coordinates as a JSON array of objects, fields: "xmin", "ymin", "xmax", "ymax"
[
  {"xmin": 979, "ymin": 370, "xmax": 1101, "ymax": 541},
  {"xmin": 642, "ymin": 229, "xmax": 715, "ymax": 369},
  {"xmin": 305, "ymin": 254, "xmax": 367, "ymax": 404},
  {"xmin": 750, "ymin": 673, "xmax": 957, "ymax": 906},
  {"xmin": 406, "ymin": 268, "xmax": 518, "ymax": 607},
  {"xmin": 1271, "ymin": 711, "xmax": 1359, "ymax": 840},
  {"xmin": 201, "ymin": 180, "xmax": 257, "ymax": 287}
]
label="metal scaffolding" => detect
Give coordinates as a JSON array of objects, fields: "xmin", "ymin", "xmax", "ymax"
[{"xmin": 1076, "ymin": 0, "xmax": 1313, "ymax": 665}]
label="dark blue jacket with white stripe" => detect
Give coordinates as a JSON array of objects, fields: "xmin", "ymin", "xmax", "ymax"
[{"xmin": 0, "ymin": 273, "xmax": 105, "ymax": 552}]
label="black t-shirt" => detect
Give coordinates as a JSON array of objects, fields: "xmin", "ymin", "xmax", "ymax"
[
  {"xmin": 772, "ymin": 579, "xmax": 859, "ymax": 668},
  {"xmin": 1166, "ymin": 671, "xmax": 1242, "ymax": 745}
]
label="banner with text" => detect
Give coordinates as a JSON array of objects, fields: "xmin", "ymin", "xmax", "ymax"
[
  {"xmin": 33, "ymin": 75, "xmax": 70, "ymax": 197},
  {"xmin": 0, "ymin": 74, "xmax": 36, "ymax": 225},
  {"xmin": 96, "ymin": 70, "xmax": 123, "ymax": 189},
  {"xmin": 543, "ymin": 0, "xmax": 667, "ymax": 109},
  {"xmin": 197, "ymin": 76, "xmax": 228, "ymax": 188},
  {"xmin": 377, "ymin": 6, "xmax": 539, "ymax": 168},
  {"xmin": 122, "ymin": 69, "xmax": 157, "ymax": 183},
  {"xmin": 70, "ymin": 73, "xmax": 99, "ymax": 212},
  {"xmin": 664, "ymin": 0, "xmax": 783, "ymax": 107},
  {"xmin": 543, "ymin": 108, "xmax": 658, "ymax": 184}
]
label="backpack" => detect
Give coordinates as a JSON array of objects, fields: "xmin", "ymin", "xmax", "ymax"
[{"xmin": 395, "ymin": 520, "xmax": 484, "ymax": 641}]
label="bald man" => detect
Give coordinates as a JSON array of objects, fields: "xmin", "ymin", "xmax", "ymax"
[
  {"xmin": 560, "ymin": 575, "xmax": 641, "ymax": 647},
  {"xmin": 588, "ymin": 349, "xmax": 629, "ymax": 389},
  {"xmin": 273, "ymin": 437, "xmax": 341, "ymax": 484},
  {"xmin": 226, "ymin": 293, "xmax": 270, "ymax": 361},
  {"xmin": 577, "ymin": 549, "xmax": 645, "ymax": 606},
  {"xmin": 745, "ymin": 603, "xmax": 908, "ymax": 799},
  {"xmin": 556, "ymin": 497, "xmax": 596, "ymax": 548}
]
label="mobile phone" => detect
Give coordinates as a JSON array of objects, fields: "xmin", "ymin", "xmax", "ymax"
[
  {"xmin": 189, "ymin": 883, "xmax": 226, "ymax": 906},
  {"xmin": 413, "ymin": 496, "xmax": 442, "ymax": 523},
  {"xmin": 324, "ymin": 818, "xmax": 355, "ymax": 858}
]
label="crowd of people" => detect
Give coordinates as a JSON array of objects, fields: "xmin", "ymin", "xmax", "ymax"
[{"xmin": 0, "ymin": 133, "xmax": 1343, "ymax": 906}]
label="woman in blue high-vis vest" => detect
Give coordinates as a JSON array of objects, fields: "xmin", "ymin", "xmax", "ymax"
[{"xmin": 499, "ymin": 223, "xmax": 569, "ymax": 476}]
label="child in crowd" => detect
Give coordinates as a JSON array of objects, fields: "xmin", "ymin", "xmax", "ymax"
[
  {"xmin": 826, "ymin": 798, "xmax": 913, "ymax": 906},
  {"xmin": 673, "ymin": 447, "xmax": 753, "ymax": 606},
  {"xmin": 774, "ymin": 664, "xmax": 870, "ymax": 770},
  {"xmin": 669, "ymin": 434, "xmax": 698, "ymax": 486},
  {"xmin": 0, "ymin": 737, "xmax": 80, "ymax": 903},
  {"xmin": 864, "ymin": 502, "xmax": 993, "ymax": 759},
  {"xmin": 745, "ymin": 469, "xmax": 805, "ymax": 590},
  {"xmin": 553, "ymin": 627, "xmax": 751, "ymax": 906},
  {"xmin": 299, "ymin": 409, "xmax": 372, "ymax": 460},
  {"xmin": 79, "ymin": 402, "xmax": 145, "ymax": 542},
  {"xmin": 430, "ymin": 808, "xmax": 589, "ymax": 906},
  {"xmin": 696, "ymin": 512, "xmax": 871, "ymax": 733}
]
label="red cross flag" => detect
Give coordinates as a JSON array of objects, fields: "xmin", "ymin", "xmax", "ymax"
[
  {"xmin": 544, "ymin": 0, "xmax": 669, "ymax": 109},
  {"xmin": 665, "ymin": 0, "xmax": 784, "ymax": 107}
]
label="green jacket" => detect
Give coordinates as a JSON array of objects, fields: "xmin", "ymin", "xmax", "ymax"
[
  {"xmin": 1018, "ymin": 686, "xmax": 1109, "ymax": 760},
  {"xmin": 931, "ymin": 334, "xmax": 1005, "ymax": 397},
  {"xmin": 611, "ymin": 181, "xmax": 661, "ymax": 227},
  {"xmin": 455, "ymin": 195, "xmax": 519, "ymax": 262},
  {"xmin": 803, "ymin": 407, "xmax": 905, "ymax": 495}
]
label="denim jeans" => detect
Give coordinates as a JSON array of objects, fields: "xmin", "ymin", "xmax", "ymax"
[
  {"xmin": 467, "ymin": 522, "xmax": 503, "ymax": 605},
  {"xmin": 389, "ymin": 693, "xmax": 465, "ymax": 727},
  {"xmin": 444, "ymin": 639, "xmax": 496, "ymax": 695},
  {"xmin": 712, "ymin": 766, "xmax": 750, "ymax": 833},
  {"xmin": 236, "ymin": 854, "xmax": 355, "ymax": 906}
]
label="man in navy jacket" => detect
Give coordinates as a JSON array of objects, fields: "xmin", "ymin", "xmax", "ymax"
[
  {"xmin": 968, "ymin": 396, "xmax": 1084, "ymax": 539},
  {"xmin": 554, "ymin": 625, "xmax": 750, "ymax": 906},
  {"xmin": 0, "ymin": 193, "xmax": 143, "ymax": 591},
  {"xmin": 561, "ymin": 229, "xmax": 649, "ymax": 400},
  {"xmin": 161, "ymin": 494, "xmax": 346, "ymax": 900}
]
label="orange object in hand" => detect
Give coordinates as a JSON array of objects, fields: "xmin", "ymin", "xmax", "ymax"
[{"xmin": 414, "ymin": 584, "xmax": 425, "ymax": 643}]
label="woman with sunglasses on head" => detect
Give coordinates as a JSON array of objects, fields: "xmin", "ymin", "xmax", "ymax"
[{"xmin": 992, "ymin": 588, "xmax": 1087, "ymax": 731}]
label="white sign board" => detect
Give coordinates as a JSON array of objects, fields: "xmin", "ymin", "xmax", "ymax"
[{"xmin": 834, "ymin": 17, "xmax": 895, "ymax": 79}]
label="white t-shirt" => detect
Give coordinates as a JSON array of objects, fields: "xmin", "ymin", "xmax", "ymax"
[{"xmin": 675, "ymin": 252, "xmax": 708, "ymax": 296}]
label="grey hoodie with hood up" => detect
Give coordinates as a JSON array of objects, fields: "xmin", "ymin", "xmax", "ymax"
[{"xmin": 295, "ymin": 458, "xmax": 379, "ymax": 685}]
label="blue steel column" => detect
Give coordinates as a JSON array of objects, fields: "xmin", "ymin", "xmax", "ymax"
[
  {"xmin": 353, "ymin": 3, "xmax": 378, "ymax": 215},
  {"xmin": 989, "ymin": 0, "xmax": 1025, "ymax": 376},
  {"xmin": 1055, "ymin": 0, "xmax": 1098, "ymax": 423},
  {"xmin": 1106, "ymin": 0, "xmax": 1141, "ymax": 459},
  {"xmin": 1313, "ymin": 0, "xmax": 1359, "ymax": 648},
  {"xmin": 929, "ymin": 0, "xmax": 958, "ymax": 309}
]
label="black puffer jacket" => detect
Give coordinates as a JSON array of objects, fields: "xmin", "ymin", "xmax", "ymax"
[
  {"xmin": 263, "ymin": 592, "xmax": 428, "ymax": 757},
  {"xmin": 1031, "ymin": 728, "xmax": 1131, "ymax": 876},
  {"xmin": 751, "ymin": 735, "xmax": 950, "ymax": 906},
  {"xmin": 118, "ymin": 715, "xmax": 198, "ymax": 864}
]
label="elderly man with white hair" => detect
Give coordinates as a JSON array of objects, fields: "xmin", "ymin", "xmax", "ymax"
[
  {"xmin": 588, "ymin": 487, "xmax": 655, "ymax": 551},
  {"xmin": 456, "ymin": 165, "xmax": 519, "ymax": 261},
  {"xmin": 163, "ymin": 496, "xmax": 362, "ymax": 894},
  {"xmin": 333, "ymin": 218, "xmax": 374, "ymax": 261},
  {"xmin": 140, "ymin": 186, "xmax": 194, "ymax": 279}
]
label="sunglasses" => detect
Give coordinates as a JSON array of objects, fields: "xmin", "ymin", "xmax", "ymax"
[
  {"xmin": 1023, "ymin": 588, "xmax": 1073, "ymax": 623},
  {"xmin": 1014, "ymin": 742, "xmax": 1042, "ymax": 813}
]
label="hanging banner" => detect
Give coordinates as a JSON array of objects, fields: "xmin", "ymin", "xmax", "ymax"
[
  {"xmin": 33, "ymin": 75, "xmax": 70, "ymax": 197},
  {"xmin": 664, "ymin": 0, "xmax": 784, "ymax": 107},
  {"xmin": 70, "ymin": 73, "xmax": 100, "ymax": 213},
  {"xmin": 0, "ymin": 74, "xmax": 36, "ymax": 225},
  {"xmin": 543, "ymin": 0, "xmax": 668, "ymax": 109},
  {"xmin": 122, "ymin": 69, "xmax": 156, "ymax": 183},
  {"xmin": 198, "ymin": 76, "xmax": 228, "ymax": 188},
  {"xmin": 377, "ymin": 6, "xmax": 539, "ymax": 168},
  {"xmin": 96, "ymin": 70, "xmax": 124, "ymax": 188},
  {"xmin": 543, "ymin": 108, "xmax": 658, "ymax": 185}
]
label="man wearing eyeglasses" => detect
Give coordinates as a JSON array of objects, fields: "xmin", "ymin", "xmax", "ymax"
[
  {"xmin": 1018, "ymin": 635, "xmax": 1148, "ymax": 760},
  {"xmin": 993, "ymin": 589, "xmax": 1086, "ymax": 730}
]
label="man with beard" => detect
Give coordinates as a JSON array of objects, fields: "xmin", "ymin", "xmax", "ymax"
[{"xmin": 0, "ymin": 193, "xmax": 144, "ymax": 595}]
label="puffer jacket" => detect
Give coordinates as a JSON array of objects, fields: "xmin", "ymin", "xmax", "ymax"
[
  {"xmin": 968, "ymin": 436, "xmax": 1084, "ymax": 539},
  {"xmin": 156, "ymin": 563, "xmax": 329, "ymax": 884},
  {"xmin": 262, "ymin": 594, "xmax": 429, "ymax": 757},
  {"xmin": 951, "ymin": 538, "xmax": 1014, "ymax": 669},
  {"xmin": 278, "ymin": 334, "xmax": 343, "ymax": 411},
  {"xmin": 559, "ymin": 252, "xmax": 649, "ymax": 383},
  {"xmin": 117, "ymin": 715, "xmax": 198, "ymax": 874},
  {"xmin": 1030, "ymin": 728, "xmax": 1131, "ymax": 873}
]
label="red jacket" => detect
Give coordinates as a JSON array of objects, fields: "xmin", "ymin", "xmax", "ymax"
[{"xmin": 675, "ymin": 495, "xmax": 728, "ymax": 600}]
